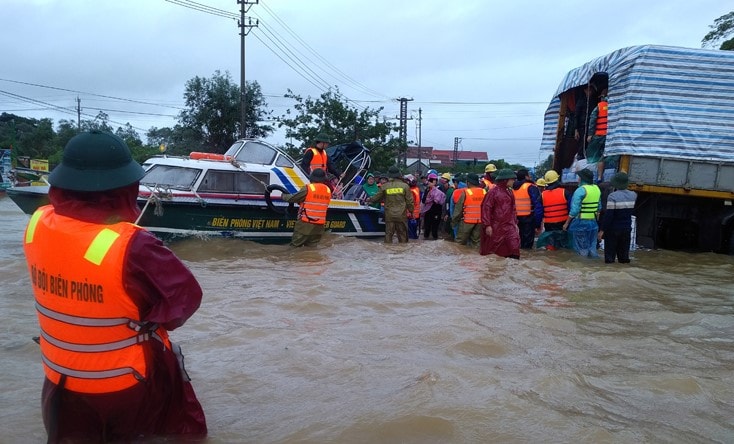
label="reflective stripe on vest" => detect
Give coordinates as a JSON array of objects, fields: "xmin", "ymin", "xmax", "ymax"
[
  {"xmin": 307, "ymin": 147, "xmax": 328, "ymax": 172},
  {"xmin": 595, "ymin": 101, "xmax": 608, "ymax": 136},
  {"xmin": 462, "ymin": 188, "xmax": 486, "ymax": 224},
  {"xmin": 300, "ymin": 182, "xmax": 331, "ymax": 224},
  {"xmin": 23, "ymin": 207, "xmax": 170, "ymax": 394},
  {"xmin": 542, "ymin": 188, "xmax": 568, "ymax": 223},
  {"xmin": 411, "ymin": 187, "xmax": 421, "ymax": 219},
  {"xmin": 580, "ymin": 184, "xmax": 601, "ymax": 219},
  {"xmin": 513, "ymin": 182, "xmax": 532, "ymax": 217}
]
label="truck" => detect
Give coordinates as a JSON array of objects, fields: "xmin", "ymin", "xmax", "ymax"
[{"xmin": 541, "ymin": 45, "xmax": 734, "ymax": 254}]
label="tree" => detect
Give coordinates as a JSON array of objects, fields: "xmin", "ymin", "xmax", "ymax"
[
  {"xmin": 535, "ymin": 154, "xmax": 554, "ymax": 180},
  {"xmin": 178, "ymin": 70, "xmax": 273, "ymax": 153},
  {"xmin": 277, "ymin": 87, "xmax": 401, "ymax": 171},
  {"xmin": 81, "ymin": 111, "xmax": 114, "ymax": 133},
  {"xmin": 702, "ymin": 11, "xmax": 734, "ymax": 50},
  {"xmin": 115, "ymin": 123, "xmax": 143, "ymax": 147}
]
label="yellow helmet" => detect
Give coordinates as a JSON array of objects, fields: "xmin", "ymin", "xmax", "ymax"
[
  {"xmin": 536, "ymin": 178, "xmax": 547, "ymax": 187},
  {"xmin": 484, "ymin": 163, "xmax": 497, "ymax": 173},
  {"xmin": 440, "ymin": 172, "xmax": 452, "ymax": 181},
  {"xmin": 544, "ymin": 170, "xmax": 560, "ymax": 184}
]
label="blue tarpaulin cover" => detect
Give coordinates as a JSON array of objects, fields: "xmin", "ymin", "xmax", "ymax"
[{"xmin": 540, "ymin": 45, "xmax": 734, "ymax": 163}]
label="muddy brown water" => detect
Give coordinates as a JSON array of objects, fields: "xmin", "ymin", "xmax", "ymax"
[{"xmin": 2, "ymin": 195, "xmax": 733, "ymax": 443}]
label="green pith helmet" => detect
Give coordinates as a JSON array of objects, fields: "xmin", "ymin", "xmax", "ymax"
[
  {"xmin": 494, "ymin": 169, "xmax": 516, "ymax": 180},
  {"xmin": 387, "ymin": 165, "xmax": 402, "ymax": 178},
  {"xmin": 310, "ymin": 168, "xmax": 327, "ymax": 183},
  {"xmin": 48, "ymin": 130, "xmax": 145, "ymax": 192},
  {"xmin": 465, "ymin": 174, "xmax": 481, "ymax": 186},
  {"xmin": 314, "ymin": 133, "xmax": 331, "ymax": 144},
  {"xmin": 577, "ymin": 168, "xmax": 594, "ymax": 183},
  {"xmin": 611, "ymin": 171, "xmax": 629, "ymax": 189}
]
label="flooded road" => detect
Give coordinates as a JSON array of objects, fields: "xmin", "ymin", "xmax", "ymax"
[{"xmin": 2, "ymin": 195, "xmax": 733, "ymax": 443}]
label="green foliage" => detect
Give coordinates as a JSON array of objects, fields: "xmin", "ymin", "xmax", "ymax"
[
  {"xmin": 702, "ymin": 11, "xmax": 734, "ymax": 49},
  {"xmin": 277, "ymin": 87, "xmax": 400, "ymax": 171},
  {"xmin": 178, "ymin": 70, "xmax": 272, "ymax": 153},
  {"xmin": 0, "ymin": 114, "xmax": 60, "ymax": 161}
]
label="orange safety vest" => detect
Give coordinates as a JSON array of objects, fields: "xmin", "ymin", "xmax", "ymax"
[
  {"xmin": 410, "ymin": 187, "xmax": 421, "ymax": 219},
  {"xmin": 306, "ymin": 147, "xmax": 328, "ymax": 172},
  {"xmin": 541, "ymin": 188, "xmax": 568, "ymax": 223},
  {"xmin": 452, "ymin": 187, "xmax": 466, "ymax": 205},
  {"xmin": 513, "ymin": 182, "xmax": 532, "ymax": 217},
  {"xmin": 595, "ymin": 100, "xmax": 608, "ymax": 136},
  {"xmin": 462, "ymin": 188, "xmax": 486, "ymax": 224},
  {"xmin": 299, "ymin": 183, "xmax": 331, "ymax": 224},
  {"xmin": 23, "ymin": 206, "xmax": 170, "ymax": 394}
]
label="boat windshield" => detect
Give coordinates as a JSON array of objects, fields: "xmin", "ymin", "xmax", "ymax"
[
  {"xmin": 141, "ymin": 165, "xmax": 200, "ymax": 190},
  {"xmin": 224, "ymin": 140, "xmax": 278, "ymax": 165}
]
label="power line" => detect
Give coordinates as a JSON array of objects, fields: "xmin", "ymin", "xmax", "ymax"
[
  {"xmin": 0, "ymin": 89, "xmax": 150, "ymax": 132},
  {"xmin": 163, "ymin": 0, "xmax": 238, "ymax": 20},
  {"xmin": 256, "ymin": 2, "xmax": 391, "ymax": 100},
  {"xmin": 0, "ymin": 78, "xmax": 185, "ymax": 110}
]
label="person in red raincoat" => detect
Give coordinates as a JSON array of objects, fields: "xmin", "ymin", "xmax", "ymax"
[
  {"xmin": 23, "ymin": 131, "xmax": 207, "ymax": 443},
  {"xmin": 480, "ymin": 168, "xmax": 521, "ymax": 259}
]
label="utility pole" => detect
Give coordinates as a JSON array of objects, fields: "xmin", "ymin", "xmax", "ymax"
[
  {"xmin": 238, "ymin": 0, "xmax": 259, "ymax": 139},
  {"xmin": 76, "ymin": 96, "xmax": 81, "ymax": 131},
  {"xmin": 397, "ymin": 97, "xmax": 413, "ymax": 167},
  {"xmin": 417, "ymin": 108, "xmax": 422, "ymax": 176},
  {"xmin": 453, "ymin": 137, "xmax": 461, "ymax": 167}
]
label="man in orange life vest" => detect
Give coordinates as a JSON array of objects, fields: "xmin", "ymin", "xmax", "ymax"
[
  {"xmin": 452, "ymin": 174, "xmax": 486, "ymax": 246},
  {"xmin": 586, "ymin": 89, "xmax": 608, "ymax": 183},
  {"xmin": 22, "ymin": 131, "xmax": 206, "ymax": 443},
  {"xmin": 281, "ymin": 168, "xmax": 333, "ymax": 247},
  {"xmin": 536, "ymin": 169, "xmax": 573, "ymax": 250},
  {"xmin": 513, "ymin": 168, "xmax": 543, "ymax": 249},
  {"xmin": 300, "ymin": 133, "xmax": 345, "ymax": 181}
]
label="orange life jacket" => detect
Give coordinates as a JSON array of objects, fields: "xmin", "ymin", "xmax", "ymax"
[
  {"xmin": 541, "ymin": 188, "xmax": 568, "ymax": 223},
  {"xmin": 452, "ymin": 187, "xmax": 466, "ymax": 205},
  {"xmin": 23, "ymin": 206, "xmax": 170, "ymax": 394},
  {"xmin": 410, "ymin": 187, "xmax": 421, "ymax": 219},
  {"xmin": 462, "ymin": 187, "xmax": 486, "ymax": 224},
  {"xmin": 306, "ymin": 147, "xmax": 328, "ymax": 172},
  {"xmin": 299, "ymin": 183, "xmax": 331, "ymax": 224},
  {"xmin": 595, "ymin": 100, "xmax": 608, "ymax": 136},
  {"xmin": 513, "ymin": 182, "xmax": 532, "ymax": 217}
]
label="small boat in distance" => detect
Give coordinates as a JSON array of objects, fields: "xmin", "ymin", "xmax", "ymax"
[{"xmin": 7, "ymin": 139, "xmax": 386, "ymax": 242}]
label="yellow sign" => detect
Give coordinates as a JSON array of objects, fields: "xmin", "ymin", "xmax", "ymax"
[
  {"xmin": 30, "ymin": 159, "xmax": 49, "ymax": 172},
  {"xmin": 209, "ymin": 217, "xmax": 348, "ymax": 230},
  {"xmin": 209, "ymin": 218, "xmax": 283, "ymax": 229}
]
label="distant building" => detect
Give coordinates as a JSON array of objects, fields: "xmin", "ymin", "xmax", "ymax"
[{"xmin": 404, "ymin": 146, "xmax": 489, "ymax": 173}]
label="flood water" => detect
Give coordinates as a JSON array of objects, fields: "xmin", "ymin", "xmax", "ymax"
[{"xmin": 2, "ymin": 194, "xmax": 734, "ymax": 443}]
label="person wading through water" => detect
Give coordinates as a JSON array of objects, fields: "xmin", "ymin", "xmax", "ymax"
[{"xmin": 22, "ymin": 130, "xmax": 207, "ymax": 443}]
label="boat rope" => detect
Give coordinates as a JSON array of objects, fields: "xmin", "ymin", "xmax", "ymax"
[
  {"xmin": 229, "ymin": 158, "xmax": 270, "ymax": 190},
  {"xmin": 135, "ymin": 186, "xmax": 168, "ymax": 225}
]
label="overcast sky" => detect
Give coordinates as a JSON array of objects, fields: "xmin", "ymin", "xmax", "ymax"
[{"xmin": 2, "ymin": 0, "xmax": 730, "ymax": 166}]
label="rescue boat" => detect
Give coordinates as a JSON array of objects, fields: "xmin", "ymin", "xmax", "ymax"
[{"xmin": 7, "ymin": 139, "xmax": 385, "ymax": 243}]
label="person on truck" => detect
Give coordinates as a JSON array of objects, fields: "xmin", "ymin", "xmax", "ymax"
[
  {"xmin": 586, "ymin": 89, "xmax": 608, "ymax": 183},
  {"xmin": 563, "ymin": 168, "xmax": 602, "ymax": 258},
  {"xmin": 574, "ymin": 84, "xmax": 595, "ymax": 160}
]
